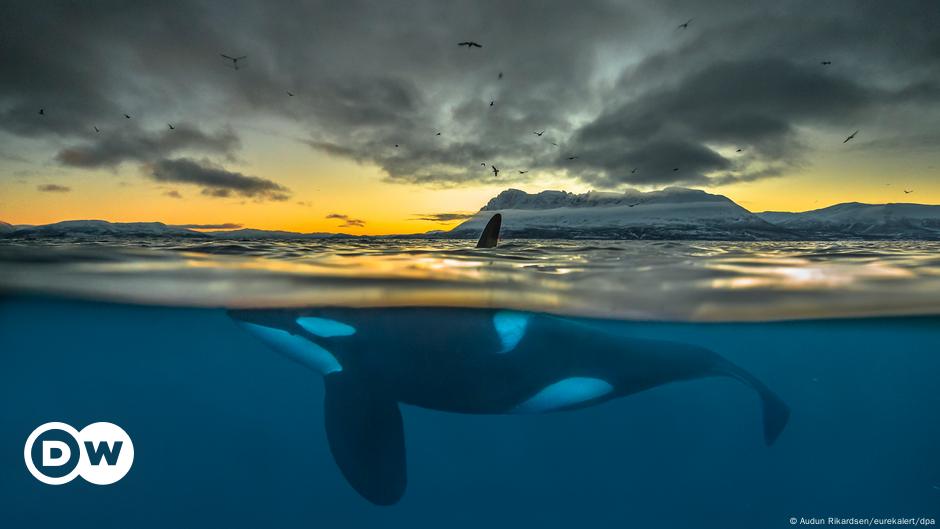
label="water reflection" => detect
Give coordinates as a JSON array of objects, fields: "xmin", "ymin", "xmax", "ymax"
[{"xmin": 1, "ymin": 238, "xmax": 939, "ymax": 321}]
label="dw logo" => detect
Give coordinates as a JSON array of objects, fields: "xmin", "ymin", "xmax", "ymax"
[{"xmin": 24, "ymin": 422, "xmax": 134, "ymax": 485}]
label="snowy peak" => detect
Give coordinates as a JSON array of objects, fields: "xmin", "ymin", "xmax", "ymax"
[
  {"xmin": 457, "ymin": 188, "xmax": 940, "ymax": 240},
  {"xmin": 760, "ymin": 202, "xmax": 940, "ymax": 222},
  {"xmin": 10, "ymin": 220, "xmax": 204, "ymax": 237},
  {"xmin": 454, "ymin": 187, "xmax": 784, "ymax": 240},
  {"xmin": 758, "ymin": 202, "xmax": 940, "ymax": 238},
  {"xmin": 0, "ymin": 220, "xmax": 356, "ymax": 239},
  {"xmin": 482, "ymin": 187, "xmax": 740, "ymax": 211}
]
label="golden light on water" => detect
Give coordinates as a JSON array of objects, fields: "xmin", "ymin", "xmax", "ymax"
[
  {"xmin": 708, "ymin": 259, "xmax": 916, "ymax": 291},
  {"xmin": 4, "ymin": 240, "xmax": 940, "ymax": 322}
]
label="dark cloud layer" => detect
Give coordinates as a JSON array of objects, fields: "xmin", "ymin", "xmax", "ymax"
[
  {"xmin": 37, "ymin": 184, "xmax": 70, "ymax": 193},
  {"xmin": 325, "ymin": 213, "xmax": 365, "ymax": 228},
  {"xmin": 411, "ymin": 212, "xmax": 476, "ymax": 223},
  {"xmin": 55, "ymin": 124, "xmax": 238, "ymax": 168},
  {"xmin": 1, "ymin": 0, "xmax": 938, "ymax": 190},
  {"xmin": 148, "ymin": 158, "xmax": 290, "ymax": 201},
  {"xmin": 570, "ymin": 58, "xmax": 878, "ymax": 185}
]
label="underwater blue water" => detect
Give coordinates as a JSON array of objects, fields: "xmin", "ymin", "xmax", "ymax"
[{"xmin": 2, "ymin": 295, "xmax": 939, "ymax": 528}]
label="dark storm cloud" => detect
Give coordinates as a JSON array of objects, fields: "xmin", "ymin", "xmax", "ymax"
[
  {"xmin": 325, "ymin": 213, "xmax": 365, "ymax": 228},
  {"xmin": 1, "ymin": 0, "xmax": 939, "ymax": 190},
  {"xmin": 564, "ymin": 1, "xmax": 940, "ymax": 187},
  {"xmin": 55, "ymin": 124, "xmax": 239, "ymax": 168},
  {"xmin": 0, "ymin": 1, "xmax": 220, "ymax": 139},
  {"xmin": 37, "ymin": 184, "xmax": 70, "ymax": 193},
  {"xmin": 569, "ymin": 58, "xmax": 876, "ymax": 186},
  {"xmin": 148, "ymin": 158, "xmax": 290, "ymax": 201}
]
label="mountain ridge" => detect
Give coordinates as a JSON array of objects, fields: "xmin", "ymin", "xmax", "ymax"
[
  {"xmin": 756, "ymin": 201, "xmax": 940, "ymax": 239},
  {"xmin": 3, "ymin": 188, "xmax": 940, "ymax": 240},
  {"xmin": 451, "ymin": 187, "xmax": 793, "ymax": 240}
]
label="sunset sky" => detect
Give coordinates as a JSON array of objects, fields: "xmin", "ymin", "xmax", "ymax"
[{"xmin": 1, "ymin": 1, "xmax": 938, "ymax": 235}]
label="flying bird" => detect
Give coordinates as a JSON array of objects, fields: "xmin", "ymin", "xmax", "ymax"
[
  {"xmin": 436, "ymin": 132, "xmax": 441, "ymax": 136},
  {"xmin": 490, "ymin": 101, "xmax": 495, "ymax": 107},
  {"xmin": 566, "ymin": 155, "xmax": 578, "ymax": 160},
  {"xmin": 124, "ymin": 114, "xmax": 131, "ymax": 119},
  {"xmin": 94, "ymin": 126, "xmax": 100, "ymax": 133},
  {"xmin": 498, "ymin": 72, "xmax": 503, "ymax": 79},
  {"xmin": 458, "ymin": 41, "xmax": 482, "ymax": 48},
  {"xmin": 673, "ymin": 167, "xmax": 679, "ymax": 171},
  {"xmin": 736, "ymin": 148, "xmax": 743, "ymax": 152},
  {"xmin": 677, "ymin": 18, "xmax": 693, "ymax": 29},
  {"xmin": 491, "ymin": 165, "xmax": 499, "ymax": 177},
  {"xmin": 287, "ymin": 91, "xmax": 294, "ymax": 97},
  {"xmin": 167, "ymin": 123, "xmax": 175, "ymax": 130},
  {"xmin": 519, "ymin": 170, "xmax": 527, "ymax": 174},
  {"xmin": 550, "ymin": 142, "xmax": 558, "ymax": 146},
  {"xmin": 395, "ymin": 144, "xmax": 399, "ymax": 148},
  {"xmin": 38, "ymin": 108, "xmax": 44, "ymax": 116},
  {"xmin": 220, "ymin": 54, "xmax": 247, "ymax": 70},
  {"xmin": 820, "ymin": 61, "xmax": 832, "ymax": 65},
  {"xmin": 631, "ymin": 167, "xmax": 638, "ymax": 174},
  {"xmin": 904, "ymin": 189, "xmax": 913, "ymax": 194},
  {"xmin": 481, "ymin": 162, "xmax": 486, "ymax": 166},
  {"xmin": 534, "ymin": 130, "xmax": 545, "ymax": 136},
  {"xmin": 843, "ymin": 130, "xmax": 858, "ymax": 143}
]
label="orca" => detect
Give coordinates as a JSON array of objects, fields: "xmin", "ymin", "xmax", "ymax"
[
  {"xmin": 227, "ymin": 216, "xmax": 790, "ymax": 505},
  {"xmin": 229, "ymin": 308, "xmax": 790, "ymax": 505}
]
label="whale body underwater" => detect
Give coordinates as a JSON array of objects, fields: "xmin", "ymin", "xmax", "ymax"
[
  {"xmin": 228, "ymin": 306, "xmax": 791, "ymax": 505},
  {"xmin": 229, "ymin": 213, "xmax": 788, "ymax": 505}
]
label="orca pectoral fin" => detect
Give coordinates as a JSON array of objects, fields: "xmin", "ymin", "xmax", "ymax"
[
  {"xmin": 719, "ymin": 363, "xmax": 791, "ymax": 446},
  {"xmin": 324, "ymin": 373, "xmax": 406, "ymax": 505},
  {"xmin": 756, "ymin": 382, "xmax": 790, "ymax": 446}
]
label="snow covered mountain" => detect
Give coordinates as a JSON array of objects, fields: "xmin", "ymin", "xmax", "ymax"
[
  {"xmin": 4, "ymin": 220, "xmax": 206, "ymax": 238},
  {"xmin": 0, "ymin": 220, "xmax": 351, "ymax": 239},
  {"xmin": 449, "ymin": 187, "xmax": 791, "ymax": 240},
  {"xmin": 5, "ymin": 192, "xmax": 940, "ymax": 241},
  {"xmin": 758, "ymin": 202, "xmax": 940, "ymax": 239}
]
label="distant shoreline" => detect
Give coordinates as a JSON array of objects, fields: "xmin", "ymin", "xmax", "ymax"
[{"xmin": 4, "ymin": 187, "xmax": 940, "ymax": 241}]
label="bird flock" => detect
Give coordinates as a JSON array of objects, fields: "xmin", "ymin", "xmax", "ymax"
[{"xmin": 33, "ymin": 22, "xmax": 915, "ymax": 196}]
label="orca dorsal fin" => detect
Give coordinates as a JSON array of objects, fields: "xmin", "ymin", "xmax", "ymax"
[{"xmin": 476, "ymin": 213, "xmax": 501, "ymax": 248}]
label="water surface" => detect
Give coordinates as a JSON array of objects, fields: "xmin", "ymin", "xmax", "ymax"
[{"xmin": 2, "ymin": 238, "xmax": 940, "ymax": 320}]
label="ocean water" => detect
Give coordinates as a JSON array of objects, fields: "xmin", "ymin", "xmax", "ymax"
[{"xmin": 1, "ymin": 239, "xmax": 939, "ymax": 528}]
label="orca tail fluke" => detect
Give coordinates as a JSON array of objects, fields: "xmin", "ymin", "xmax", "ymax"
[
  {"xmin": 323, "ymin": 372, "xmax": 407, "ymax": 505},
  {"xmin": 718, "ymin": 363, "xmax": 791, "ymax": 446},
  {"xmin": 476, "ymin": 213, "xmax": 501, "ymax": 248}
]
